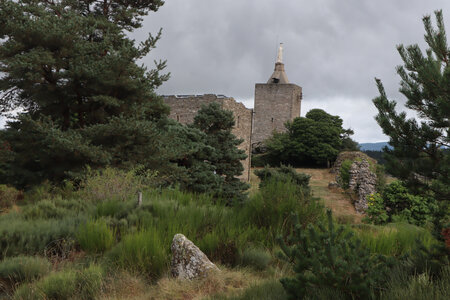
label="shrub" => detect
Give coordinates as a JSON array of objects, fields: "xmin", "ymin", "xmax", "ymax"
[
  {"xmin": 0, "ymin": 215, "xmax": 81, "ymax": 258},
  {"xmin": 12, "ymin": 265, "xmax": 103, "ymax": 300},
  {"xmin": 254, "ymin": 165, "xmax": 310, "ymax": 191},
  {"xmin": 75, "ymin": 264, "xmax": 104, "ymax": 299},
  {"xmin": 278, "ymin": 210, "xmax": 392, "ymax": 299},
  {"xmin": 239, "ymin": 248, "xmax": 271, "ymax": 271},
  {"xmin": 241, "ymin": 178, "xmax": 323, "ymax": 240},
  {"xmin": 78, "ymin": 167, "xmax": 156, "ymax": 203},
  {"xmin": 368, "ymin": 181, "xmax": 437, "ymax": 226},
  {"xmin": 366, "ymin": 193, "xmax": 389, "ymax": 225},
  {"xmin": 107, "ymin": 228, "xmax": 167, "ymax": 279},
  {"xmin": 76, "ymin": 219, "xmax": 115, "ymax": 254},
  {"xmin": 35, "ymin": 270, "xmax": 77, "ymax": 300},
  {"xmin": 339, "ymin": 159, "xmax": 353, "ymax": 189},
  {"xmin": 0, "ymin": 184, "xmax": 21, "ymax": 211},
  {"xmin": 0, "ymin": 256, "xmax": 51, "ymax": 287}
]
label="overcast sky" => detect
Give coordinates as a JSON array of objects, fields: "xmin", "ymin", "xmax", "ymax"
[{"xmin": 134, "ymin": 0, "xmax": 450, "ymax": 143}]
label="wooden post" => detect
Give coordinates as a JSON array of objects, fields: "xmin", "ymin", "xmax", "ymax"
[{"xmin": 137, "ymin": 191, "xmax": 142, "ymax": 207}]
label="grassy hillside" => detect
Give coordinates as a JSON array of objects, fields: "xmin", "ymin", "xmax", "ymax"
[{"xmin": 0, "ymin": 168, "xmax": 446, "ymax": 300}]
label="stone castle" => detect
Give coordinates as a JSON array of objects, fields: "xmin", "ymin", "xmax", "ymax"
[{"xmin": 163, "ymin": 44, "xmax": 302, "ymax": 181}]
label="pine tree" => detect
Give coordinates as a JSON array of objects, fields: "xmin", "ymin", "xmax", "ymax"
[
  {"xmin": 278, "ymin": 210, "xmax": 391, "ymax": 299},
  {"xmin": 373, "ymin": 10, "xmax": 450, "ymax": 233},
  {"xmin": 192, "ymin": 103, "xmax": 249, "ymax": 204},
  {"xmin": 0, "ymin": 0, "xmax": 169, "ymax": 188}
]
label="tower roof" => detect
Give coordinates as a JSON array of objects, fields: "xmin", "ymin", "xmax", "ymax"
[{"xmin": 268, "ymin": 43, "xmax": 289, "ymax": 84}]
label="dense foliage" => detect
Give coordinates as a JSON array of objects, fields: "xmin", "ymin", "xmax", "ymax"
[
  {"xmin": 263, "ymin": 109, "xmax": 357, "ymax": 167},
  {"xmin": 373, "ymin": 10, "xmax": 449, "ymax": 234},
  {"xmin": 366, "ymin": 181, "xmax": 437, "ymax": 226},
  {"xmin": 0, "ymin": 0, "xmax": 169, "ymax": 189}
]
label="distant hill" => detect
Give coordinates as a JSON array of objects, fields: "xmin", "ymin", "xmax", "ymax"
[{"xmin": 359, "ymin": 142, "xmax": 390, "ymax": 151}]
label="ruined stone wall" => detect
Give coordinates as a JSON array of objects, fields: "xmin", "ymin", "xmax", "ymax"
[
  {"xmin": 332, "ymin": 151, "xmax": 378, "ymax": 214},
  {"xmin": 162, "ymin": 94, "xmax": 252, "ymax": 181},
  {"xmin": 252, "ymin": 83, "xmax": 302, "ymax": 146}
]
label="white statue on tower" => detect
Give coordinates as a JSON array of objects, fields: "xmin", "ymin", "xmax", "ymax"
[{"xmin": 276, "ymin": 43, "xmax": 283, "ymax": 63}]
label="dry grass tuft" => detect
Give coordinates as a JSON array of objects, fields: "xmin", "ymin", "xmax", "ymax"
[{"xmin": 100, "ymin": 267, "xmax": 263, "ymax": 300}]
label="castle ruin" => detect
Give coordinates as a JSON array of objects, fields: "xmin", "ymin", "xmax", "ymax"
[{"xmin": 163, "ymin": 44, "xmax": 302, "ymax": 181}]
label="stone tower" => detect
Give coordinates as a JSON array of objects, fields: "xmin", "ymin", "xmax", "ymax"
[{"xmin": 252, "ymin": 44, "xmax": 302, "ymax": 147}]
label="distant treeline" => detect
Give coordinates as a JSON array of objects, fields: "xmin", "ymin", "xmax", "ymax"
[{"xmin": 362, "ymin": 150, "xmax": 386, "ymax": 165}]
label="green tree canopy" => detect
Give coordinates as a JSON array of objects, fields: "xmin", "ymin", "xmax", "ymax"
[
  {"xmin": 264, "ymin": 109, "xmax": 355, "ymax": 167},
  {"xmin": 373, "ymin": 10, "xmax": 449, "ymax": 232},
  {"xmin": 0, "ymin": 0, "xmax": 169, "ymax": 188}
]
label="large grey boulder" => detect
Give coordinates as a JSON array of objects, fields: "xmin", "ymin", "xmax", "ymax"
[{"xmin": 170, "ymin": 234, "xmax": 219, "ymax": 280}]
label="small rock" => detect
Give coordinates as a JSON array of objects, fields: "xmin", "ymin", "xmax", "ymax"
[
  {"xmin": 328, "ymin": 181, "xmax": 339, "ymax": 189},
  {"xmin": 171, "ymin": 234, "xmax": 219, "ymax": 280}
]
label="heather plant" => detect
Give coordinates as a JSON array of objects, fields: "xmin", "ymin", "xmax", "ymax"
[
  {"xmin": 13, "ymin": 265, "xmax": 104, "ymax": 300},
  {"xmin": 0, "ymin": 256, "xmax": 51, "ymax": 288},
  {"xmin": 238, "ymin": 248, "xmax": 272, "ymax": 271},
  {"xmin": 76, "ymin": 219, "xmax": 115, "ymax": 254},
  {"xmin": 106, "ymin": 228, "xmax": 167, "ymax": 280},
  {"xmin": 278, "ymin": 210, "xmax": 392, "ymax": 299}
]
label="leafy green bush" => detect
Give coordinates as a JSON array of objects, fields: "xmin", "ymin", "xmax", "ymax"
[
  {"xmin": 107, "ymin": 228, "xmax": 167, "ymax": 279},
  {"xmin": 365, "ymin": 181, "xmax": 437, "ymax": 226},
  {"xmin": 366, "ymin": 193, "xmax": 389, "ymax": 225},
  {"xmin": 339, "ymin": 159, "xmax": 353, "ymax": 189},
  {"xmin": 0, "ymin": 256, "xmax": 50, "ymax": 287},
  {"xmin": 239, "ymin": 248, "xmax": 271, "ymax": 271},
  {"xmin": 76, "ymin": 219, "xmax": 115, "ymax": 254},
  {"xmin": 278, "ymin": 210, "xmax": 392, "ymax": 299}
]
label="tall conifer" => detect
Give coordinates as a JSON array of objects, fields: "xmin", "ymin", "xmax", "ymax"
[
  {"xmin": 0, "ymin": 0, "xmax": 169, "ymax": 188},
  {"xmin": 373, "ymin": 10, "xmax": 449, "ymax": 232}
]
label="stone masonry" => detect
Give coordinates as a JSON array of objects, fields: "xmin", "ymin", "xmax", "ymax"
[
  {"xmin": 252, "ymin": 82, "xmax": 302, "ymax": 146},
  {"xmin": 163, "ymin": 94, "xmax": 252, "ymax": 181}
]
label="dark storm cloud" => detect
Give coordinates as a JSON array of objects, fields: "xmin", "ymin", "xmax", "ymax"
[{"xmin": 132, "ymin": 0, "xmax": 450, "ymax": 142}]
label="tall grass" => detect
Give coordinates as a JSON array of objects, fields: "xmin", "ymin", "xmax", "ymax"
[
  {"xmin": 76, "ymin": 219, "xmax": 115, "ymax": 254},
  {"xmin": 106, "ymin": 228, "xmax": 167, "ymax": 280},
  {"xmin": 353, "ymin": 222, "xmax": 437, "ymax": 256},
  {"xmin": 380, "ymin": 266, "xmax": 450, "ymax": 300}
]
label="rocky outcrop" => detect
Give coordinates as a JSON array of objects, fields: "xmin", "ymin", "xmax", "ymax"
[
  {"xmin": 348, "ymin": 159, "xmax": 377, "ymax": 213},
  {"xmin": 171, "ymin": 234, "xmax": 219, "ymax": 280}
]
